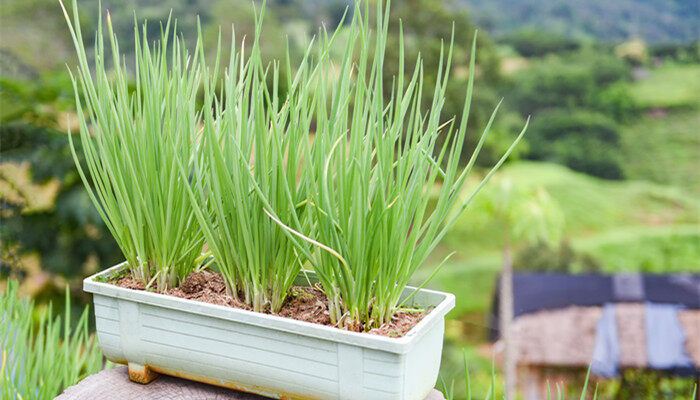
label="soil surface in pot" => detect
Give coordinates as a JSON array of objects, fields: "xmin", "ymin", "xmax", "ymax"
[{"xmin": 111, "ymin": 270, "xmax": 426, "ymax": 337}]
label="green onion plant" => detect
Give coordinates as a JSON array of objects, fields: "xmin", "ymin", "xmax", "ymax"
[
  {"xmin": 180, "ymin": 5, "xmax": 326, "ymax": 313},
  {"xmin": 60, "ymin": 0, "xmax": 206, "ymax": 289},
  {"xmin": 269, "ymin": 1, "xmax": 527, "ymax": 330},
  {"xmin": 1, "ymin": 281, "xmax": 108, "ymax": 399}
]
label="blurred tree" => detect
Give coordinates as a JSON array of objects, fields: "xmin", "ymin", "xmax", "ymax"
[
  {"xmin": 475, "ymin": 177, "xmax": 563, "ymax": 400},
  {"xmin": 505, "ymin": 49, "xmax": 633, "ymax": 179},
  {"xmin": 273, "ymin": 0, "xmax": 350, "ymax": 31},
  {"xmin": 79, "ymin": 0, "xmax": 215, "ymax": 62},
  {"xmin": 514, "ymin": 240, "xmax": 600, "ymax": 273},
  {"xmin": 0, "ymin": 75, "xmax": 122, "ymax": 299},
  {"xmin": 593, "ymin": 82, "xmax": 637, "ymax": 122},
  {"xmin": 463, "ymin": 0, "xmax": 700, "ymax": 44},
  {"xmin": 615, "ymin": 38, "xmax": 649, "ymax": 67},
  {"xmin": 507, "ymin": 49, "xmax": 630, "ymax": 116},
  {"xmin": 527, "ymin": 109, "xmax": 624, "ymax": 179},
  {"xmin": 0, "ymin": 0, "xmax": 305, "ymax": 75},
  {"xmin": 502, "ymin": 29, "xmax": 580, "ymax": 57},
  {"xmin": 0, "ymin": 0, "xmax": 75, "ymax": 72},
  {"xmin": 649, "ymin": 42, "xmax": 700, "ymax": 63},
  {"xmin": 202, "ymin": 0, "xmax": 295, "ymax": 66}
]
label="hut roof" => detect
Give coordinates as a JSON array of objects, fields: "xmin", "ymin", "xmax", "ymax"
[
  {"xmin": 508, "ymin": 304, "xmax": 700, "ymax": 368},
  {"xmin": 493, "ymin": 273, "xmax": 700, "ymax": 322}
]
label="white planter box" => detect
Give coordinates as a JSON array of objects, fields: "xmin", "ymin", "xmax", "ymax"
[{"xmin": 84, "ymin": 263, "xmax": 455, "ymax": 400}]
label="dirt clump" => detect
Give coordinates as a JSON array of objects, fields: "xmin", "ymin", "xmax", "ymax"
[{"xmin": 111, "ymin": 270, "xmax": 426, "ymax": 337}]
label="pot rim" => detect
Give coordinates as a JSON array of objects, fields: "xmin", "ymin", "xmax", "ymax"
[{"xmin": 84, "ymin": 262, "xmax": 455, "ymax": 354}]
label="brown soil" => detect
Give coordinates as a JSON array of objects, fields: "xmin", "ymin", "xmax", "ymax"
[{"xmin": 111, "ymin": 270, "xmax": 426, "ymax": 337}]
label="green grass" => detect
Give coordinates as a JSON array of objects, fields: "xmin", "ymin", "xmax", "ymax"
[
  {"xmin": 441, "ymin": 350, "xmax": 604, "ymax": 400},
  {"xmin": 440, "ymin": 346, "xmax": 699, "ymax": 400},
  {"xmin": 627, "ymin": 63, "xmax": 700, "ymax": 109},
  {"xmin": 1, "ymin": 280, "xmax": 108, "ymax": 399},
  {"xmin": 620, "ymin": 111, "xmax": 700, "ymax": 193},
  {"xmin": 439, "ymin": 345, "xmax": 505, "ymax": 400}
]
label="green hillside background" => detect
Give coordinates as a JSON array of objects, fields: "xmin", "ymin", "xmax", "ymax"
[
  {"xmin": 1, "ymin": 0, "xmax": 698, "ymax": 398},
  {"xmin": 462, "ymin": 0, "xmax": 699, "ymax": 43}
]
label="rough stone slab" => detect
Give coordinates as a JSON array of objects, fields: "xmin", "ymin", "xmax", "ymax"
[{"xmin": 55, "ymin": 365, "xmax": 446, "ymax": 400}]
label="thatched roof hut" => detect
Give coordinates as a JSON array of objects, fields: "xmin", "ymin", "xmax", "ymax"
[
  {"xmin": 510, "ymin": 304, "xmax": 700, "ymax": 367},
  {"xmin": 490, "ymin": 273, "xmax": 700, "ymax": 398}
]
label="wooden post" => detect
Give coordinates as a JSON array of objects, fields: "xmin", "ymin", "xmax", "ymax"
[
  {"xmin": 500, "ymin": 231, "xmax": 516, "ymax": 400},
  {"xmin": 519, "ymin": 365, "xmax": 544, "ymax": 400}
]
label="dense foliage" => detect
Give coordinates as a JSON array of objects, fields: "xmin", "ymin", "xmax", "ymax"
[
  {"xmin": 502, "ymin": 30, "xmax": 580, "ymax": 58},
  {"xmin": 505, "ymin": 49, "xmax": 633, "ymax": 179},
  {"xmin": 526, "ymin": 110, "xmax": 623, "ymax": 179},
  {"xmin": 0, "ymin": 74, "xmax": 122, "ymax": 290},
  {"xmin": 514, "ymin": 241, "xmax": 600, "ymax": 273}
]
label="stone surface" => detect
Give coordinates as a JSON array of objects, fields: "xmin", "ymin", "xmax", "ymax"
[{"xmin": 55, "ymin": 366, "xmax": 446, "ymax": 400}]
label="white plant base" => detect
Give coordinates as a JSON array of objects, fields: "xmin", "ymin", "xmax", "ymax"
[{"xmin": 85, "ymin": 263, "xmax": 455, "ymax": 400}]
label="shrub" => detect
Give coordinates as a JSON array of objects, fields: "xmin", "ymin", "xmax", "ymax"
[
  {"xmin": 593, "ymin": 82, "xmax": 637, "ymax": 122},
  {"xmin": 508, "ymin": 56, "xmax": 594, "ymax": 116},
  {"xmin": 507, "ymin": 49, "xmax": 630, "ymax": 117},
  {"xmin": 591, "ymin": 230, "xmax": 700, "ymax": 273},
  {"xmin": 649, "ymin": 42, "xmax": 700, "ymax": 63},
  {"xmin": 527, "ymin": 109, "xmax": 624, "ymax": 179},
  {"xmin": 514, "ymin": 241, "xmax": 600, "ymax": 273},
  {"xmin": 503, "ymin": 29, "xmax": 580, "ymax": 57}
]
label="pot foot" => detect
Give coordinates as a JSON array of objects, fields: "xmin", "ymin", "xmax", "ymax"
[{"xmin": 128, "ymin": 362, "xmax": 159, "ymax": 384}]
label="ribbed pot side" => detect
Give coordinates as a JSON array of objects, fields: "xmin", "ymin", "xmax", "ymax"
[{"xmin": 86, "ymin": 264, "xmax": 455, "ymax": 400}]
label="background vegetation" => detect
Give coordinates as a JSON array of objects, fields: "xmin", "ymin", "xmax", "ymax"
[{"xmin": 1, "ymin": 0, "xmax": 698, "ymax": 398}]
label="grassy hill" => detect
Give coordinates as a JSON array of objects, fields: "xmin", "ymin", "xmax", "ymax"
[
  {"xmin": 620, "ymin": 63, "xmax": 700, "ymax": 192},
  {"xmin": 627, "ymin": 64, "xmax": 700, "ymax": 109},
  {"xmin": 620, "ymin": 110, "xmax": 700, "ymax": 193},
  {"xmin": 446, "ymin": 162, "xmax": 699, "ymax": 246}
]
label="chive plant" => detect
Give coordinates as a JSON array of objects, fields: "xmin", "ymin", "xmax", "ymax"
[
  {"xmin": 181, "ymin": 6, "xmax": 324, "ymax": 313},
  {"xmin": 61, "ymin": 0, "xmax": 206, "ymax": 289},
  {"xmin": 1, "ymin": 281, "xmax": 108, "ymax": 399},
  {"xmin": 272, "ymin": 1, "xmax": 527, "ymax": 330}
]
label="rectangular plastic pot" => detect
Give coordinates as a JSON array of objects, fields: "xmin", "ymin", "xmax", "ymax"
[{"xmin": 84, "ymin": 263, "xmax": 455, "ymax": 400}]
